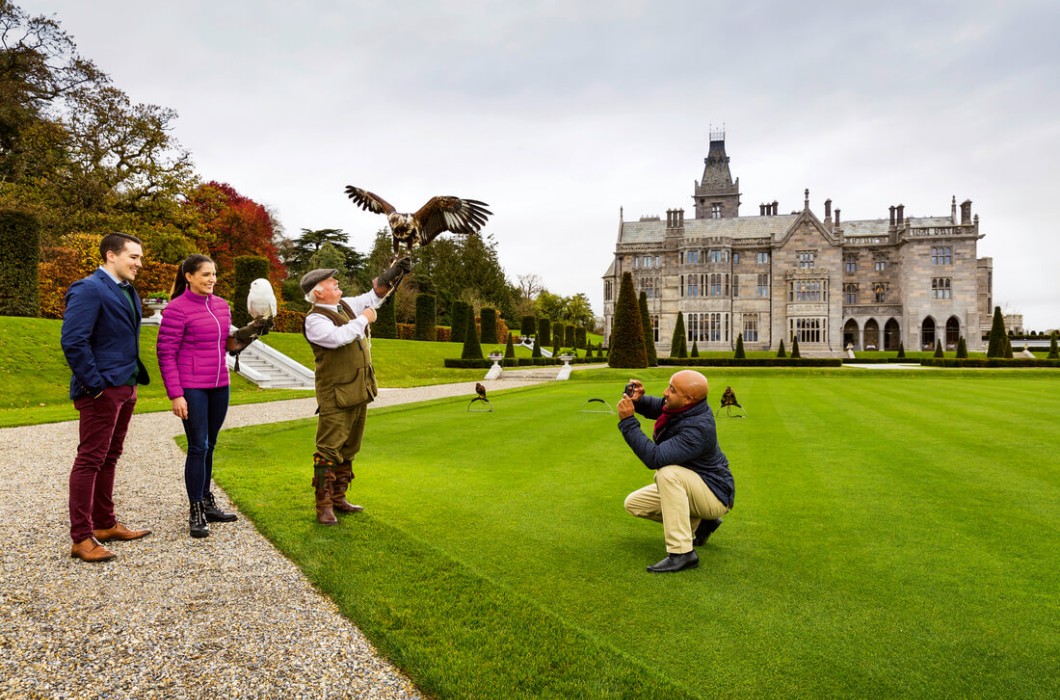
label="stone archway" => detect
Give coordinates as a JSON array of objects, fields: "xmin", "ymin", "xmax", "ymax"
[
  {"xmin": 864, "ymin": 319, "xmax": 880, "ymax": 350},
  {"xmin": 843, "ymin": 319, "xmax": 859, "ymax": 350},
  {"xmin": 921, "ymin": 317, "xmax": 937, "ymax": 350},
  {"xmin": 946, "ymin": 316, "xmax": 961, "ymax": 349},
  {"xmin": 884, "ymin": 318, "xmax": 901, "ymax": 351}
]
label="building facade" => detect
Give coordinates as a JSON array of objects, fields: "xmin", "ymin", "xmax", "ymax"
[{"xmin": 602, "ymin": 131, "xmax": 992, "ymax": 355}]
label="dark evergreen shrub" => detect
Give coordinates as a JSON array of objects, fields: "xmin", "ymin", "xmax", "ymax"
[
  {"xmin": 415, "ymin": 293, "xmax": 436, "ymax": 341},
  {"xmin": 1049, "ymin": 331, "xmax": 1059, "ymax": 360},
  {"xmin": 608, "ymin": 271, "xmax": 648, "ymax": 368},
  {"xmin": 934, "ymin": 339, "xmax": 944, "ymax": 357},
  {"xmin": 986, "ymin": 306, "xmax": 1006, "ymax": 358},
  {"xmin": 670, "ymin": 311, "xmax": 687, "ymax": 358},
  {"xmin": 538, "ymin": 318, "xmax": 551, "ymax": 347},
  {"xmin": 897, "ymin": 341, "xmax": 906, "ymax": 359},
  {"xmin": 777, "ymin": 339, "xmax": 787, "ymax": 358},
  {"xmin": 532, "ymin": 336, "xmax": 541, "ymax": 358},
  {"xmin": 505, "ymin": 333, "xmax": 515, "ymax": 358},
  {"xmin": 480, "ymin": 307, "xmax": 497, "ymax": 344},
  {"xmin": 461, "ymin": 311, "xmax": 483, "ymax": 359},
  {"xmin": 791, "ymin": 337, "xmax": 801, "ymax": 358},
  {"xmin": 638, "ymin": 291, "xmax": 658, "ymax": 367},
  {"xmin": 575, "ymin": 327, "xmax": 587, "ymax": 349},
  {"xmin": 0, "ymin": 209, "xmax": 40, "ymax": 317},
  {"xmin": 233, "ymin": 256, "xmax": 270, "ymax": 327},
  {"xmin": 734, "ymin": 333, "xmax": 746, "ymax": 359},
  {"xmin": 374, "ymin": 296, "xmax": 397, "ymax": 338},
  {"xmin": 690, "ymin": 341, "xmax": 699, "ymax": 357},
  {"xmin": 450, "ymin": 301, "xmax": 468, "ymax": 343},
  {"xmin": 956, "ymin": 336, "xmax": 968, "ymax": 358},
  {"xmin": 521, "ymin": 315, "xmax": 536, "ymax": 340}
]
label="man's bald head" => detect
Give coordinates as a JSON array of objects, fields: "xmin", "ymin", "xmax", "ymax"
[{"xmin": 663, "ymin": 370, "xmax": 709, "ymax": 410}]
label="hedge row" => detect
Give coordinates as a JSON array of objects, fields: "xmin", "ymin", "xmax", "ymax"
[
  {"xmin": 444, "ymin": 357, "xmax": 596, "ymax": 369},
  {"xmin": 841, "ymin": 357, "xmax": 914, "ymax": 364},
  {"xmin": 656, "ymin": 358, "xmax": 842, "ymax": 368},
  {"xmin": 919, "ymin": 358, "xmax": 1060, "ymax": 368}
]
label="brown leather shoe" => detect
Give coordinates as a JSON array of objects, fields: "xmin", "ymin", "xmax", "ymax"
[
  {"xmin": 332, "ymin": 499, "xmax": 364, "ymax": 514},
  {"xmin": 93, "ymin": 522, "xmax": 151, "ymax": 542},
  {"xmin": 71, "ymin": 537, "xmax": 116, "ymax": 562}
]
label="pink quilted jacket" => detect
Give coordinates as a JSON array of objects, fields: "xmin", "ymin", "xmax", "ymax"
[{"xmin": 156, "ymin": 291, "xmax": 232, "ymax": 399}]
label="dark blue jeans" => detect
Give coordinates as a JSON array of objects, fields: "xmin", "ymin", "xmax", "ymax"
[{"xmin": 181, "ymin": 386, "xmax": 230, "ymax": 502}]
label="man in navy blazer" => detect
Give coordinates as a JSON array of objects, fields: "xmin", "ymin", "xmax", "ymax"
[{"xmin": 61, "ymin": 232, "xmax": 153, "ymax": 562}]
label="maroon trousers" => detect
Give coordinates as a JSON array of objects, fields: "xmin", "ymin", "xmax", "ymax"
[{"xmin": 69, "ymin": 385, "xmax": 137, "ymax": 543}]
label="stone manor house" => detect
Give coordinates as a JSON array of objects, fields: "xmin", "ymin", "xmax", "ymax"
[{"xmin": 601, "ymin": 131, "xmax": 992, "ymax": 355}]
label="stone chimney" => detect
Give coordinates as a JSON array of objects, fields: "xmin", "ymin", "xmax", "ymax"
[
  {"xmin": 760, "ymin": 203, "xmax": 766, "ymax": 216},
  {"xmin": 896, "ymin": 204, "xmax": 904, "ymax": 226},
  {"xmin": 772, "ymin": 200, "xmax": 778, "ymax": 215},
  {"xmin": 961, "ymin": 200, "xmax": 972, "ymax": 225},
  {"xmin": 889, "ymin": 205, "xmax": 896, "ymax": 228},
  {"xmin": 951, "ymin": 196, "xmax": 957, "ymax": 224},
  {"xmin": 834, "ymin": 208, "xmax": 841, "ymax": 228},
  {"xmin": 824, "ymin": 199, "xmax": 832, "ymax": 219}
]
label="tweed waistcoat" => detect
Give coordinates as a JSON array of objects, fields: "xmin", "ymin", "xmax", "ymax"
[{"xmin": 303, "ymin": 301, "xmax": 377, "ymax": 414}]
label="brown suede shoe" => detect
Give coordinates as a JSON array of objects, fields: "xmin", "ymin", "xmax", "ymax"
[
  {"xmin": 93, "ymin": 522, "xmax": 151, "ymax": 542},
  {"xmin": 71, "ymin": 537, "xmax": 116, "ymax": 562}
]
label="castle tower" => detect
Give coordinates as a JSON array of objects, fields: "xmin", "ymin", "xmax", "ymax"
[{"xmin": 693, "ymin": 127, "xmax": 741, "ymax": 219}]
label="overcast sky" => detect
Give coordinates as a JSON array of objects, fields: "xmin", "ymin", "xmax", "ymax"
[{"xmin": 20, "ymin": 0, "xmax": 1060, "ymax": 329}]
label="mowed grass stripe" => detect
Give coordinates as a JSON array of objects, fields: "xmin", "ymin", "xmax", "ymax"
[{"xmin": 214, "ymin": 371, "xmax": 1060, "ymax": 697}]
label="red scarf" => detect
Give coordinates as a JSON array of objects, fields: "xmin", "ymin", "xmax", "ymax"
[{"xmin": 653, "ymin": 401, "xmax": 699, "ymax": 441}]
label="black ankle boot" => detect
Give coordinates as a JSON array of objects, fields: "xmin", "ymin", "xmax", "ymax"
[
  {"xmin": 203, "ymin": 493, "xmax": 238, "ymax": 523},
  {"xmin": 189, "ymin": 500, "xmax": 210, "ymax": 538}
]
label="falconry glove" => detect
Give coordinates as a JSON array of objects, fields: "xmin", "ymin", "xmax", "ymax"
[
  {"xmin": 378, "ymin": 256, "xmax": 412, "ymax": 288},
  {"xmin": 227, "ymin": 316, "xmax": 271, "ymax": 354}
]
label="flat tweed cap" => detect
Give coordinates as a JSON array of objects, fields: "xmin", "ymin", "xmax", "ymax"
[{"xmin": 300, "ymin": 268, "xmax": 338, "ymax": 294}]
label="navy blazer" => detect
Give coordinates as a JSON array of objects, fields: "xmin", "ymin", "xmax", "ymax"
[{"xmin": 61, "ymin": 268, "xmax": 150, "ymax": 400}]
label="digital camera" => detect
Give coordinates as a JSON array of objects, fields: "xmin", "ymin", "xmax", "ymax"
[{"xmin": 624, "ymin": 382, "xmax": 637, "ymax": 397}]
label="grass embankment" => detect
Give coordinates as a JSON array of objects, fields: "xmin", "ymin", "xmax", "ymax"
[
  {"xmin": 0, "ymin": 316, "xmax": 536, "ymax": 427},
  {"xmin": 215, "ymin": 369, "xmax": 1060, "ymax": 698}
]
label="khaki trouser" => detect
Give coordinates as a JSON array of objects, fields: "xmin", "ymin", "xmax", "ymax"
[{"xmin": 624, "ymin": 465, "xmax": 730, "ymax": 554}]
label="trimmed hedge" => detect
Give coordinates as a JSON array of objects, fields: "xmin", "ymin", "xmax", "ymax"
[
  {"xmin": 444, "ymin": 357, "xmax": 595, "ymax": 369},
  {"xmin": 0, "ymin": 209, "xmax": 40, "ymax": 317},
  {"xmin": 920, "ymin": 358, "xmax": 1060, "ymax": 368},
  {"xmin": 480, "ymin": 307, "xmax": 497, "ymax": 344},
  {"xmin": 233, "ymin": 255, "xmax": 270, "ymax": 327},
  {"xmin": 415, "ymin": 294, "xmax": 436, "ymax": 341},
  {"xmin": 657, "ymin": 358, "xmax": 842, "ymax": 367}
]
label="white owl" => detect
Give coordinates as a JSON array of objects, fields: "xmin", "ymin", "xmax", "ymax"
[{"xmin": 247, "ymin": 278, "xmax": 277, "ymax": 320}]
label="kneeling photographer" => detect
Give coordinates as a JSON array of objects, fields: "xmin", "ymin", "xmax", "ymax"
[{"xmin": 617, "ymin": 370, "xmax": 735, "ymax": 573}]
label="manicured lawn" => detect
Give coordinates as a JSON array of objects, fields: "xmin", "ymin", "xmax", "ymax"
[
  {"xmin": 0, "ymin": 316, "xmax": 532, "ymax": 427},
  {"xmin": 214, "ymin": 369, "xmax": 1060, "ymax": 698}
]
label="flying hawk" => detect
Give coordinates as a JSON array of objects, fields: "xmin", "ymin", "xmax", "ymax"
[{"xmin": 345, "ymin": 186, "xmax": 492, "ymax": 255}]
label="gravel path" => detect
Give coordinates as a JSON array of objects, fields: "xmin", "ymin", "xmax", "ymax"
[{"xmin": 0, "ymin": 378, "xmax": 541, "ymax": 699}]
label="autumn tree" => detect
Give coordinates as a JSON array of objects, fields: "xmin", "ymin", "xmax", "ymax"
[{"xmin": 186, "ymin": 181, "xmax": 284, "ymax": 296}]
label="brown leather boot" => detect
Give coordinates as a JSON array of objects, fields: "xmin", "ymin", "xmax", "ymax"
[
  {"xmin": 331, "ymin": 463, "xmax": 364, "ymax": 514},
  {"xmin": 313, "ymin": 469, "xmax": 338, "ymax": 525}
]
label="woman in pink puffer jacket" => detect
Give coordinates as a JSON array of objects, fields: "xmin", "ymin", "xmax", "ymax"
[{"xmin": 156, "ymin": 254, "xmax": 239, "ymax": 538}]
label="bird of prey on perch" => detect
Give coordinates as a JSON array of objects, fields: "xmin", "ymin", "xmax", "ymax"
[
  {"xmin": 345, "ymin": 186, "xmax": 492, "ymax": 255},
  {"xmin": 475, "ymin": 382, "xmax": 487, "ymax": 401}
]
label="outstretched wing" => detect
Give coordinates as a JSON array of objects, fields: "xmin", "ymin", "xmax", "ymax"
[
  {"xmin": 413, "ymin": 196, "xmax": 492, "ymax": 244},
  {"xmin": 345, "ymin": 186, "xmax": 397, "ymax": 215}
]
